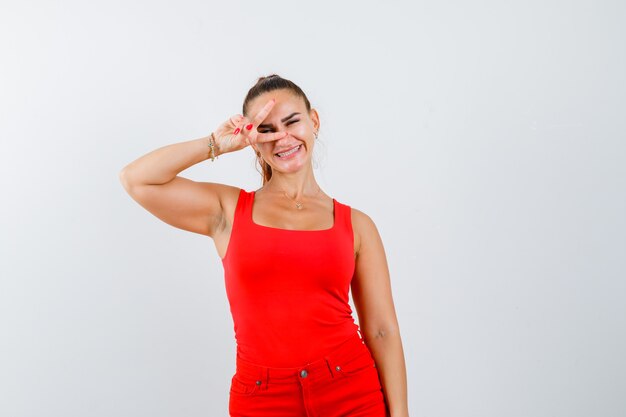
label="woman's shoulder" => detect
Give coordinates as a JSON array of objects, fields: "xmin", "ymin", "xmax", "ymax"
[
  {"xmin": 208, "ymin": 183, "xmax": 245, "ymax": 203},
  {"xmin": 348, "ymin": 206, "xmax": 378, "ymax": 232},
  {"xmin": 221, "ymin": 186, "xmax": 251, "ymax": 209},
  {"xmin": 332, "ymin": 197, "xmax": 377, "ymax": 228},
  {"xmin": 344, "ymin": 205, "xmax": 382, "ymax": 256}
]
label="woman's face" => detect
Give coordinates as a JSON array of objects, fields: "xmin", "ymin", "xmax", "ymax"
[{"xmin": 246, "ymin": 89, "xmax": 319, "ymax": 175}]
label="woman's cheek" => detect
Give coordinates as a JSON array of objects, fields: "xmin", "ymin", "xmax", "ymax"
[
  {"xmin": 257, "ymin": 142, "xmax": 272, "ymax": 156},
  {"xmin": 289, "ymin": 124, "xmax": 308, "ymax": 138}
]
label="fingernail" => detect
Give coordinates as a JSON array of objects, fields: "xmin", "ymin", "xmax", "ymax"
[
  {"xmin": 245, "ymin": 123, "xmax": 253, "ymax": 131},
  {"xmin": 233, "ymin": 127, "xmax": 241, "ymax": 135}
]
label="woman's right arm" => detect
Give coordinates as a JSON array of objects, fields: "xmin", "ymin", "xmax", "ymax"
[
  {"xmin": 118, "ymin": 133, "xmax": 239, "ymax": 238},
  {"xmin": 118, "ymin": 99, "xmax": 284, "ymax": 239}
]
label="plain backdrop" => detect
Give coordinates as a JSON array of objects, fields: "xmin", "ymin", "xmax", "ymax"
[{"xmin": 1, "ymin": 1, "xmax": 624, "ymax": 416}]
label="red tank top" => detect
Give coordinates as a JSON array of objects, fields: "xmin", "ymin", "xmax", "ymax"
[{"xmin": 222, "ymin": 189, "xmax": 360, "ymax": 367}]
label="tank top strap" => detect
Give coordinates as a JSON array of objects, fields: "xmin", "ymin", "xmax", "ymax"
[
  {"xmin": 333, "ymin": 198, "xmax": 354, "ymax": 236},
  {"xmin": 233, "ymin": 188, "xmax": 253, "ymax": 226}
]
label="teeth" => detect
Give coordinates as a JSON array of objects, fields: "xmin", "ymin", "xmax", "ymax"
[{"xmin": 277, "ymin": 145, "xmax": 300, "ymax": 157}]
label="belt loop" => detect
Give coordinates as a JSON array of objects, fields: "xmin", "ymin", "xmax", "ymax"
[
  {"xmin": 260, "ymin": 366, "xmax": 268, "ymax": 391},
  {"xmin": 324, "ymin": 356, "xmax": 336, "ymax": 378}
]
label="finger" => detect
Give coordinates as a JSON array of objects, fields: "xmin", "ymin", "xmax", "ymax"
[
  {"xmin": 229, "ymin": 116, "xmax": 250, "ymax": 146},
  {"xmin": 229, "ymin": 114, "xmax": 243, "ymax": 127},
  {"xmin": 252, "ymin": 98, "xmax": 276, "ymax": 126},
  {"xmin": 255, "ymin": 131, "xmax": 288, "ymax": 143},
  {"xmin": 239, "ymin": 116, "xmax": 257, "ymax": 145},
  {"xmin": 228, "ymin": 117, "xmax": 244, "ymax": 141},
  {"xmin": 232, "ymin": 119, "xmax": 244, "ymax": 136}
]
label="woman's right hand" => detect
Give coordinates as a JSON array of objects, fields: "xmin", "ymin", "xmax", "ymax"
[{"xmin": 212, "ymin": 99, "xmax": 288, "ymax": 155}]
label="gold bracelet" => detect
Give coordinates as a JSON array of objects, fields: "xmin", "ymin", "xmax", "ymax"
[{"xmin": 207, "ymin": 133, "xmax": 218, "ymax": 162}]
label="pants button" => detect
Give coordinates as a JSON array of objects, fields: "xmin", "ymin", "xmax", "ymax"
[
  {"xmin": 335, "ymin": 366, "xmax": 341, "ymax": 371},
  {"xmin": 300, "ymin": 369, "xmax": 308, "ymax": 378}
]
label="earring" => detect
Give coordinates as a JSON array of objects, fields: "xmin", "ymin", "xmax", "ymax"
[{"xmin": 314, "ymin": 131, "xmax": 319, "ymax": 140}]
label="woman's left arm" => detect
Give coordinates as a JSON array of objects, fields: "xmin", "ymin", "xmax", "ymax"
[{"xmin": 351, "ymin": 208, "xmax": 409, "ymax": 417}]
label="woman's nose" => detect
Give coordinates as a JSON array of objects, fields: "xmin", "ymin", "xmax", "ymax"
[{"xmin": 275, "ymin": 133, "xmax": 291, "ymax": 144}]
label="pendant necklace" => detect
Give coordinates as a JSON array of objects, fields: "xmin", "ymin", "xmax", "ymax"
[{"xmin": 281, "ymin": 186, "xmax": 322, "ymax": 210}]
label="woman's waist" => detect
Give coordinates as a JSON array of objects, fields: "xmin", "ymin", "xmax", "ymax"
[
  {"xmin": 234, "ymin": 327, "xmax": 369, "ymax": 381},
  {"xmin": 234, "ymin": 321, "xmax": 361, "ymax": 368}
]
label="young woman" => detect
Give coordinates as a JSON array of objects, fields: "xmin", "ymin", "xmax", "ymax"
[{"xmin": 119, "ymin": 75, "xmax": 409, "ymax": 417}]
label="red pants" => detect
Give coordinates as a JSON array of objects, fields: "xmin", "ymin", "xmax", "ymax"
[{"xmin": 229, "ymin": 330, "xmax": 388, "ymax": 416}]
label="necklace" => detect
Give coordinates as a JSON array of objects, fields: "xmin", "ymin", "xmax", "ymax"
[{"xmin": 281, "ymin": 186, "xmax": 322, "ymax": 210}]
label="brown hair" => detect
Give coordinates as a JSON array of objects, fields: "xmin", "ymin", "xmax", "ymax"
[{"xmin": 242, "ymin": 74, "xmax": 312, "ymax": 184}]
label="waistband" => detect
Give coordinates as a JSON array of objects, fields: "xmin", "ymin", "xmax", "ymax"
[{"xmin": 234, "ymin": 330, "xmax": 371, "ymax": 385}]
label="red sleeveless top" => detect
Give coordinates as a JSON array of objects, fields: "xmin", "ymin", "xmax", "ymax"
[{"xmin": 222, "ymin": 189, "xmax": 360, "ymax": 367}]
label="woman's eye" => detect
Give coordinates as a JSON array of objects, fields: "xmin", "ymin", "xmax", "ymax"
[{"xmin": 259, "ymin": 120, "xmax": 298, "ymax": 133}]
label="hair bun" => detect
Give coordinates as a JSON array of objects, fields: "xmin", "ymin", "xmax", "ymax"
[{"xmin": 258, "ymin": 74, "xmax": 280, "ymax": 82}]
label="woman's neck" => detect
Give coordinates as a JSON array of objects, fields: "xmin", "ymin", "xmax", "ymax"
[{"xmin": 264, "ymin": 170, "xmax": 319, "ymax": 200}]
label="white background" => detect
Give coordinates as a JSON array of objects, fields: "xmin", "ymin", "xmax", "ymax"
[{"xmin": 1, "ymin": 1, "xmax": 624, "ymax": 416}]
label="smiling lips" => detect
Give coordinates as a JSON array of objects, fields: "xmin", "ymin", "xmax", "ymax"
[{"xmin": 275, "ymin": 144, "xmax": 302, "ymax": 158}]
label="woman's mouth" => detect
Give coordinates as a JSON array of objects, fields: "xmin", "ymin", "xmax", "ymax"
[{"xmin": 275, "ymin": 144, "xmax": 302, "ymax": 159}]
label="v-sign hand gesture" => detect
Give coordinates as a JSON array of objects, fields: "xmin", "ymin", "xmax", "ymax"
[{"xmin": 212, "ymin": 99, "xmax": 287, "ymax": 156}]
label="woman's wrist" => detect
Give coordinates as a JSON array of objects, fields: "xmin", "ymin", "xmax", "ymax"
[
  {"xmin": 206, "ymin": 133, "xmax": 218, "ymax": 161},
  {"xmin": 205, "ymin": 132, "xmax": 227, "ymax": 160}
]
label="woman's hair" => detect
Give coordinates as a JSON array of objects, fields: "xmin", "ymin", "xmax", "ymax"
[{"xmin": 242, "ymin": 74, "xmax": 312, "ymax": 184}]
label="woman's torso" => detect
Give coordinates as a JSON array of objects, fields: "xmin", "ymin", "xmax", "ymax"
[{"xmin": 220, "ymin": 188, "xmax": 361, "ymax": 367}]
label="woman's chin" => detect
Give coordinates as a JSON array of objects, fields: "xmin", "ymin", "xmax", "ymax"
[{"xmin": 271, "ymin": 161, "xmax": 309, "ymax": 175}]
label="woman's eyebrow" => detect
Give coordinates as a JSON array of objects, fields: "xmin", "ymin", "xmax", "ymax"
[{"xmin": 258, "ymin": 112, "xmax": 300, "ymax": 128}]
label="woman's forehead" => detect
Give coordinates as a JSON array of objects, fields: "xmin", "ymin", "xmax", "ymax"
[{"xmin": 248, "ymin": 90, "xmax": 306, "ymax": 116}]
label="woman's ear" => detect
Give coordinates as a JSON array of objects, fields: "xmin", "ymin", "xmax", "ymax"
[{"xmin": 309, "ymin": 108, "xmax": 320, "ymax": 131}]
